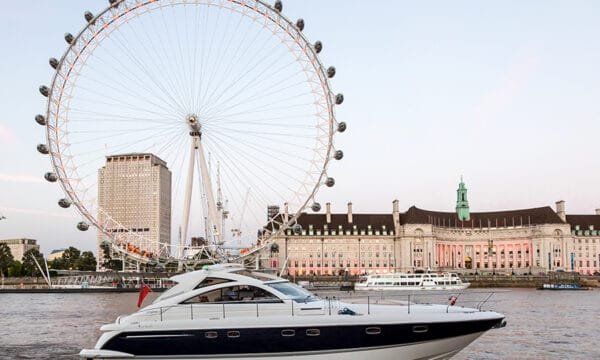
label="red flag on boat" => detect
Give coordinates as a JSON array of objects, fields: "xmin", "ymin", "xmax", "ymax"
[
  {"xmin": 137, "ymin": 283, "xmax": 152, "ymax": 308},
  {"xmin": 448, "ymin": 295, "xmax": 458, "ymax": 306}
]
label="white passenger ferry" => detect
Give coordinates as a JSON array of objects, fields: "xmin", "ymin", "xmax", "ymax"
[{"xmin": 355, "ymin": 272, "xmax": 470, "ymax": 291}]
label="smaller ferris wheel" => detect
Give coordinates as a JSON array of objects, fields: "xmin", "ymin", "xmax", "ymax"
[{"xmin": 36, "ymin": 0, "xmax": 347, "ymax": 269}]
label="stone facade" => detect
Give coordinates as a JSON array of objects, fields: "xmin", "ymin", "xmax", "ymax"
[
  {"xmin": 263, "ymin": 198, "xmax": 600, "ymax": 276},
  {"xmin": 97, "ymin": 153, "xmax": 172, "ymax": 263},
  {"xmin": 0, "ymin": 238, "xmax": 40, "ymax": 262}
]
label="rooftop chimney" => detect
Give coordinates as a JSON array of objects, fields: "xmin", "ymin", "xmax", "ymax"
[
  {"xmin": 326, "ymin": 202, "xmax": 331, "ymax": 224},
  {"xmin": 392, "ymin": 199, "xmax": 400, "ymax": 225},
  {"xmin": 555, "ymin": 200, "xmax": 566, "ymax": 222},
  {"xmin": 595, "ymin": 209, "xmax": 600, "ymax": 216},
  {"xmin": 347, "ymin": 202, "xmax": 353, "ymax": 223}
]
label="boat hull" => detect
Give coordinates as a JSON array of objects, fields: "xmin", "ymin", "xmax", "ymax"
[
  {"xmin": 81, "ymin": 317, "xmax": 502, "ymax": 360},
  {"xmin": 80, "ymin": 331, "xmax": 484, "ymax": 360}
]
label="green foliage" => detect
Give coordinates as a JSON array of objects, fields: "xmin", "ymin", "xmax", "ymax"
[
  {"xmin": 21, "ymin": 248, "xmax": 45, "ymax": 277},
  {"xmin": 61, "ymin": 246, "xmax": 81, "ymax": 270},
  {"xmin": 8, "ymin": 260, "xmax": 22, "ymax": 277},
  {"xmin": 100, "ymin": 243, "xmax": 122, "ymax": 271},
  {"xmin": 76, "ymin": 251, "xmax": 97, "ymax": 271},
  {"xmin": 0, "ymin": 244, "xmax": 15, "ymax": 277}
]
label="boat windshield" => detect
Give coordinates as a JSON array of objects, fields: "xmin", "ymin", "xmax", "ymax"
[{"xmin": 267, "ymin": 281, "xmax": 319, "ymax": 303}]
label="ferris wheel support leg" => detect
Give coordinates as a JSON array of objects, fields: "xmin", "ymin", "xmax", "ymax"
[
  {"xmin": 197, "ymin": 137, "xmax": 222, "ymax": 246},
  {"xmin": 179, "ymin": 140, "xmax": 197, "ymax": 271}
]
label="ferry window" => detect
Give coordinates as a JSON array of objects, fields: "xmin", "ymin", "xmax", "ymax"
[
  {"xmin": 205, "ymin": 331, "xmax": 218, "ymax": 339},
  {"xmin": 281, "ymin": 329, "xmax": 295, "ymax": 337}
]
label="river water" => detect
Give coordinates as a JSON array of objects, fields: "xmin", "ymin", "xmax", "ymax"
[{"xmin": 0, "ymin": 288, "xmax": 598, "ymax": 359}]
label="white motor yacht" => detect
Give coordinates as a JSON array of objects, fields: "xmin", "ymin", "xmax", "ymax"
[
  {"xmin": 355, "ymin": 272, "xmax": 470, "ymax": 291},
  {"xmin": 80, "ymin": 264, "xmax": 505, "ymax": 360}
]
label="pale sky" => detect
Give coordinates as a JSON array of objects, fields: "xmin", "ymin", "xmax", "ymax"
[{"xmin": 1, "ymin": 1, "xmax": 600, "ymax": 255}]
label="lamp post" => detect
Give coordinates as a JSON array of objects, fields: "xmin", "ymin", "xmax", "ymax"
[{"xmin": 488, "ymin": 238, "xmax": 495, "ymax": 275}]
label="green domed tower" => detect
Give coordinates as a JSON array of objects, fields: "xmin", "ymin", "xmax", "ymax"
[{"xmin": 456, "ymin": 176, "xmax": 470, "ymax": 221}]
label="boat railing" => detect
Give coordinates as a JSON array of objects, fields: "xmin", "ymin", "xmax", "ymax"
[{"xmin": 119, "ymin": 291, "xmax": 501, "ymax": 323}]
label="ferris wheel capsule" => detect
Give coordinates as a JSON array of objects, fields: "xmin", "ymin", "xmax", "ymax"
[
  {"xmin": 334, "ymin": 150, "xmax": 344, "ymax": 160},
  {"xmin": 35, "ymin": 114, "xmax": 46, "ymax": 126},
  {"xmin": 49, "ymin": 58, "xmax": 59, "ymax": 69},
  {"xmin": 58, "ymin": 198, "xmax": 72, "ymax": 208},
  {"xmin": 327, "ymin": 66, "xmax": 336, "ymax": 78},
  {"xmin": 292, "ymin": 224, "xmax": 302, "ymax": 235},
  {"xmin": 39, "ymin": 86, "xmax": 49, "ymax": 97},
  {"xmin": 296, "ymin": 19, "xmax": 305, "ymax": 31},
  {"xmin": 337, "ymin": 122, "xmax": 347, "ymax": 133},
  {"xmin": 44, "ymin": 172, "xmax": 58, "ymax": 182},
  {"xmin": 274, "ymin": 1, "xmax": 283, "ymax": 12},
  {"xmin": 64, "ymin": 33, "xmax": 74, "ymax": 45},
  {"xmin": 314, "ymin": 41, "xmax": 323, "ymax": 54},
  {"xmin": 37, "ymin": 144, "xmax": 49, "ymax": 155},
  {"xmin": 325, "ymin": 177, "xmax": 335, "ymax": 187},
  {"xmin": 84, "ymin": 11, "xmax": 94, "ymax": 23},
  {"xmin": 335, "ymin": 93, "xmax": 344, "ymax": 105},
  {"xmin": 77, "ymin": 221, "xmax": 90, "ymax": 231},
  {"xmin": 311, "ymin": 202, "xmax": 321, "ymax": 212}
]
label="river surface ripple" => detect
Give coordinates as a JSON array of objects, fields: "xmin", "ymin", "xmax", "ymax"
[{"xmin": 0, "ymin": 288, "xmax": 598, "ymax": 359}]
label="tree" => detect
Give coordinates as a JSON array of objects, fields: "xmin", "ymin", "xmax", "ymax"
[
  {"xmin": 8, "ymin": 260, "xmax": 23, "ymax": 277},
  {"xmin": 61, "ymin": 246, "xmax": 81, "ymax": 270},
  {"xmin": 21, "ymin": 248, "xmax": 45, "ymax": 277},
  {"xmin": 100, "ymin": 243, "xmax": 122, "ymax": 271},
  {"xmin": 0, "ymin": 243, "xmax": 14, "ymax": 279},
  {"xmin": 76, "ymin": 251, "xmax": 97, "ymax": 271}
]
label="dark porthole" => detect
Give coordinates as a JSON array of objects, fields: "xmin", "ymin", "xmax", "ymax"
[
  {"xmin": 412, "ymin": 325, "xmax": 428, "ymax": 333},
  {"xmin": 205, "ymin": 331, "xmax": 218, "ymax": 339},
  {"xmin": 281, "ymin": 329, "xmax": 295, "ymax": 337},
  {"xmin": 227, "ymin": 331, "xmax": 240, "ymax": 338},
  {"xmin": 306, "ymin": 328, "xmax": 320, "ymax": 337},
  {"xmin": 365, "ymin": 327, "xmax": 381, "ymax": 335}
]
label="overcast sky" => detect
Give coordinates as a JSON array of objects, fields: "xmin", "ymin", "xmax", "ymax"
[{"xmin": 1, "ymin": 0, "xmax": 600, "ymax": 255}]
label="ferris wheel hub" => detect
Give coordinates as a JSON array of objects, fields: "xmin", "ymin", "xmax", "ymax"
[{"xmin": 187, "ymin": 114, "xmax": 201, "ymax": 137}]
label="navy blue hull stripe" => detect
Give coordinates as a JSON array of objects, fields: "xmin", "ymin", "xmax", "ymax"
[{"xmin": 102, "ymin": 318, "xmax": 502, "ymax": 356}]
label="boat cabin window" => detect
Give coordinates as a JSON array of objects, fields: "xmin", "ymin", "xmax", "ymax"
[
  {"xmin": 182, "ymin": 285, "xmax": 281, "ymax": 304},
  {"xmin": 267, "ymin": 281, "xmax": 319, "ymax": 303}
]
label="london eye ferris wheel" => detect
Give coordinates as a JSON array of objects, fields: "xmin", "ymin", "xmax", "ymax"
[{"xmin": 36, "ymin": 0, "xmax": 346, "ymax": 268}]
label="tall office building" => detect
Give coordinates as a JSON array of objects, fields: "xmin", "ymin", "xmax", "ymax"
[{"xmin": 98, "ymin": 153, "xmax": 171, "ymax": 265}]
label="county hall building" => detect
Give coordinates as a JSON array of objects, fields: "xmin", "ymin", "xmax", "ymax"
[{"xmin": 265, "ymin": 180, "xmax": 600, "ymax": 276}]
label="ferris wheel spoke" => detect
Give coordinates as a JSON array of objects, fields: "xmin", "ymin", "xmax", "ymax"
[
  {"xmin": 196, "ymin": 6, "xmax": 240, "ymax": 112},
  {"xmin": 206, "ymin": 130, "xmax": 314, "ymax": 172},
  {"xmin": 209, "ymin": 115, "xmax": 316, "ymax": 128},
  {"xmin": 78, "ymin": 59, "xmax": 183, "ymax": 117},
  {"xmin": 200, "ymin": 22, "xmax": 281, "ymax": 112},
  {"xmin": 107, "ymin": 22, "xmax": 189, "ymax": 114},
  {"xmin": 202, "ymin": 41, "xmax": 288, "ymax": 115},
  {"xmin": 198, "ymin": 10, "xmax": 265, "ymax": 112},
  {"xmin": 69, "ymin": 84, "xmax": 181, "ymax": 120},
  {"xmin": 206, "ymin": 77, "xmax": 309, "ymax": 120},
  {"xmin": 69, "ymin": 126, "xmax": 184, "ymax": 160},
  {"xmin": 206, "ymin": 126, "xmax": 314, "ymax": 152},
  {"xmin": 204, "ymin": 139, "xmax": 282, "ymax": 210},
  {"xmin": 130, "ymin": 9, "xmax": 193, "ymax": 112},
  {"xmin": 204, "ymin": 132, "xmax": 306, "ymax": 189}
]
